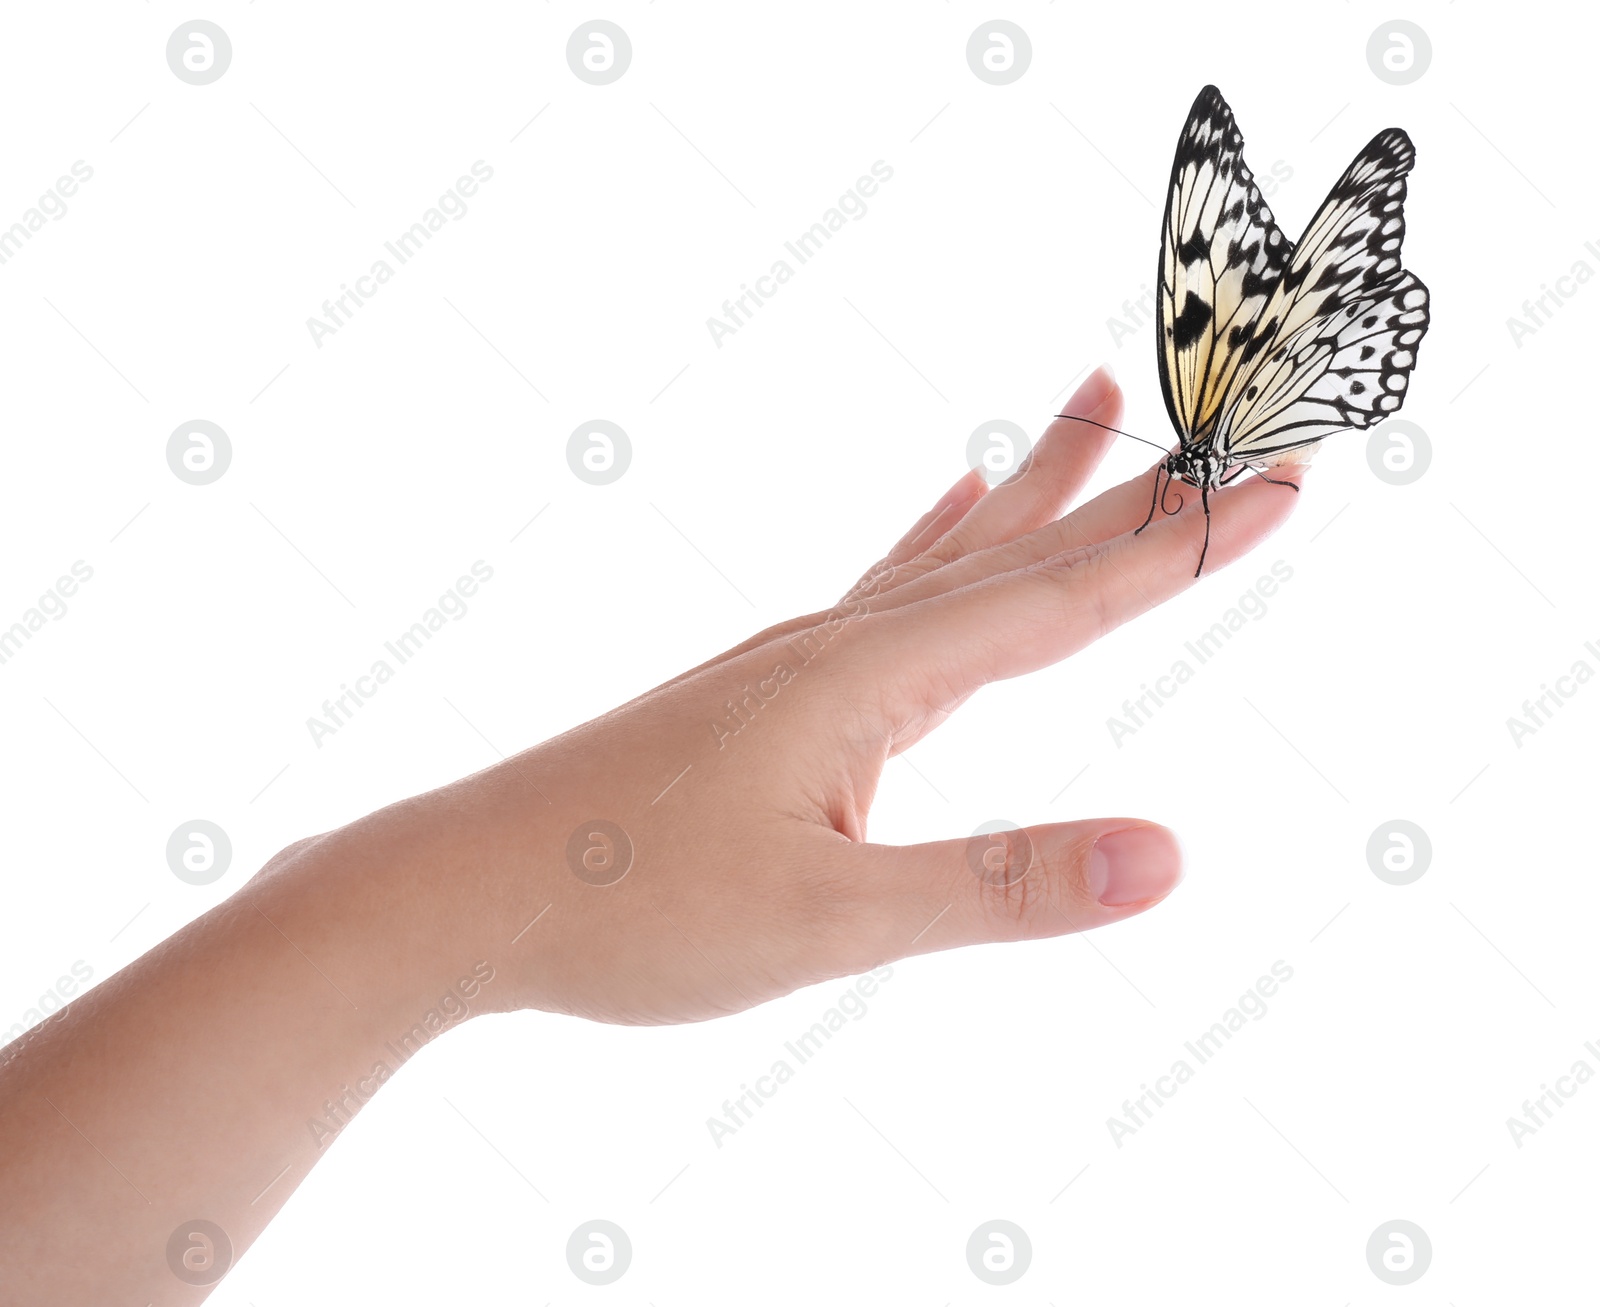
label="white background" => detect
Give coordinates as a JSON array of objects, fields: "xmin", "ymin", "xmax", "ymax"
[{"xmin": 1, "ymin": 2, "xmax": 1594, "ymax": 1301}]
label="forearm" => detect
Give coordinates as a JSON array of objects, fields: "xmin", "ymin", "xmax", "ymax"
[{"xmin": 0, "ymin": 804, "xmax": 508, "ymax": 1305}]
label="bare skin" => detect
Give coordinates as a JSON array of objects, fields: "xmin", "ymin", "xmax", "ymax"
[{"xmin": 0, "ymin": 367, "xmax": 1301, "ymax": 1303}]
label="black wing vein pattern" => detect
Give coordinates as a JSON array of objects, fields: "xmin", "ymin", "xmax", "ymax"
[
  {"xmin": 1158, "ymin": 85, "xmax": 1292, "ymax": 449},
  {"xmin": 1158, "ymin": 85, "xmax": 1430, "ymax": 471}
]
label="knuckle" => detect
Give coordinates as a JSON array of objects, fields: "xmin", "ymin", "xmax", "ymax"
[
  {"xmin": 845, "ymin": 557, "xmax": 893, "ymax": 599},
  {"xmin": 1041, "ymin": 831, "xmax": 1101, "ymax": 915},
  {"xmin": 972, "ymin": 829, "xmax": 1097, "ymax": 935},
  {"xmin": 1035, "ymin": 543, "xmax": 1115, "ymax": 642},
  {"xmin": 920, "ymin": 532, "xmax": 969, "ymax": 567}
]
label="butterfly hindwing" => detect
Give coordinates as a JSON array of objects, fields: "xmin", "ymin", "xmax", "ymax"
[
  {"xmin": 1158, "ymin": 85, "xmax": 1291, "ymax": 447},
  {"xmin": 1217, "ymin": 270, "xmax": 1431, "ymax": 462}
]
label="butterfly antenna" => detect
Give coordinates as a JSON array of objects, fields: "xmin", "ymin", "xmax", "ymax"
[{"xmin": 1051, "ymin": 413, "xmax": 1170, "ymax": 454}]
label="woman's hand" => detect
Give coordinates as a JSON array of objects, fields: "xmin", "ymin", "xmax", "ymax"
[{"xmin": 342, "ymin": 365, "xmax": 1305, "ymax": 1026}]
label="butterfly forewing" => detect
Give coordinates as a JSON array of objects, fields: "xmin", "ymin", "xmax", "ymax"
[
  {"xmin": 1216, "ymin": 124, "xmax": 1433, "ymax": 428},
  {"xmin": 1158, "ymin": 85, "xmax": 1291, "ymax": 447}
]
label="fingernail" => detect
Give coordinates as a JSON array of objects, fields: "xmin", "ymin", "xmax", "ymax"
[
  {"xmin": 1062, "ymin": 364, "xmax": 1117, "ymax": 416},
  {"xmin": 1088, "ymin": 826, "xmax": 1183, "ymax": 906}
]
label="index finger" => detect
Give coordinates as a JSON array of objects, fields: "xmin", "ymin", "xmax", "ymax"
[{"xmin": 861, "ymin": 466, "xmax": 1305, "ymax": 720}]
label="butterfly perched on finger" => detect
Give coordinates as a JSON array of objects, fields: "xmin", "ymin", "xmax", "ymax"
[{"xmin": 1064, "ymin": 85, "xmax": 1431, "ymax": 575}]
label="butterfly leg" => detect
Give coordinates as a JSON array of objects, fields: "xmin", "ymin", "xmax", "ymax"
[
  {"xmin": 1194, "ymin": 481, "xmax": 1212, "ymax": 578},
  {"xmin": 1240, "ymin": 464, "xmax": 1301, "ymax": 493},
  {"xmin": 1135, "ymin": 464, "xmax": 1163, "ymax": 535}
]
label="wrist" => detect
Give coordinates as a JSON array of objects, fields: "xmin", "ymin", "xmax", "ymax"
[{"xmin": 262, "ymin": 764, "xmax": 562, "ymax": 1026}]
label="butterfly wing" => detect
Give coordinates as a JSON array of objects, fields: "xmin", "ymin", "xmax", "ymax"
[
  {"xmin": 1158, "ymin": 85, "xmax": 1292, "ymax": 448},
  {"xmin": 1214, "ymin": 129, "xmax": 1430, "ymax": 463},
  {"xmin": 1216, "ymin": 272, "xmax": 1430, "ymax": 464}
]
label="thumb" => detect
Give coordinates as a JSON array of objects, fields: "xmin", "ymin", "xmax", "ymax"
[{"xmin": 849, "ymin": 820, "xmax": 1184, "ymax": 962}]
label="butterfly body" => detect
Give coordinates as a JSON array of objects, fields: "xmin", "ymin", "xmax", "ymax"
[
  {"xmin": 1166, "ymin": 448, "xmax": 1230, "ymax": 493},
  {"xmin": 1141, "ymin": 85, "xmax": 1431, "ymax": 574}
]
